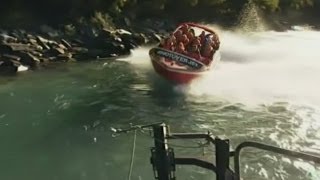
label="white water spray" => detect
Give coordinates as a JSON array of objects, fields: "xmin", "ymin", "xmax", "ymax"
[
  {"xmin": 123, "ymin": 26, "xmax": 320, "ymax": 108},
  {"xmin": 188, "ymin": 29, "xmax": 320, "ymax": 107}
]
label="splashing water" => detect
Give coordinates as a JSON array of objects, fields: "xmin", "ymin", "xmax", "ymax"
[
  {"xmin": 186, "ymin": 29, "xmax": 320, "ymax": 108},
  {"xmin": 237, "ymin": 1, "xmax": 268, "ymax": 32}
]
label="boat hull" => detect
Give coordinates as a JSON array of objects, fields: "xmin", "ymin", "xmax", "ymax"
[
  {"xmin": 150, "ymin": 57, "xmax": 203, "ymax": 84},
  {"xmin": 149, "ymin": 49, "xmax": 219, "ymax": 84}
]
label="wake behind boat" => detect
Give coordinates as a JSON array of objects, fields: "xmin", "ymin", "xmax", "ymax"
[{"xmin": 149, "ymin": 22, "xmax": 221, "ymax": 84}]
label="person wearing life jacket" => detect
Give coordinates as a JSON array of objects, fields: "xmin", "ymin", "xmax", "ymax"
[
  {"xmin": 199, "ymin": 35, "xmax": 215, "ymax": 64},
  {"xmin": 208, "ymin": 34, "xmax": 219, "ymax": 50},
  {"xmin": 213, "ymin": 36, "xmax": 220, "ymax": 50},
  {"xmin": 180, "ymin": 34, "xmax": 189, "ymax": 46},
  {"xmin": 171, "ymin": 35, "xmax": 177, "ymax": 47},
  {"xmin": 202, "ymin": 34, "xmax": 217, "ymax": 50},
  {"xmin": 187, "ymin": 28, "xmax": 195, "ymax": 40},
  {"xmin": 186, "ymin": 37, "xmax": 201, "ymax": 52},
  {"xmin": 188, "ymin": 38, "xmax": 201, "ymax": 60},
  {"xmin": 199, "ymin": 31, "xmax": 206, "ymax": 45},
  {"xmin": 164, "ymin": 36, "xmax": 175, "ymax": 51},
  {"xmin": 201, "ymin": 43, "xmax": 214, "ymax": 64},
  {"xmin": 176, "ymin": 42, "xmax": 186, "ymax": 55},
  {"xmin": 180, "ymin": 24, "xmax": 189, "ymax": 35},
  {"xmin": 174, "ymin": 30, "xmax": 183, "ymax": 41}
]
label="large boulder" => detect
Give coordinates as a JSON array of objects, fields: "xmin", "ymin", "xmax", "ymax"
[
  {"xmin": 13, "ymin": 51, "xmax": 40, "ymax": 67},
  {"xmin": 36, "ymin": 35, "xmax": 50, "ymax": 50},
  {"xmin": 2, "ymin": 54, "xmax": 21, "ymax": 61},
  {"xmin": 132, "ymin": 33, "xmax": 148, "ymax": 45},
  {"xmin": 0, "ymin": 43, "xmax": 13, "ymax": 54},
  {"xmin": 0, "ymin": 59, "xmax": 20, "ymax": 74},
  {"xmin": 52, "ymin": 53, "xmax": 74, "ymax": 62},
  {"xmin": 61, "ymin": 39, "xmax": 72, "ymax": 49},
  {"xmin": 0, "ymin": 34, "xmax": 17, "ymax": 43},
  {"xmin": 114, "ymin": 29, "xmax": 139, "ymax": 49},
  {"xmin": 0, "ymin": 42, "xmax": 38, "ymax": 53}
]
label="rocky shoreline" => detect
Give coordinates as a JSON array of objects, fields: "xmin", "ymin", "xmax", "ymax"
[
  {"xmin": 0, "ymin": 25, "xmax": 165, "ymax": 75},
  {"xmin": 1, "ymin": 17, "xmax": 317, "ymax": 75}
]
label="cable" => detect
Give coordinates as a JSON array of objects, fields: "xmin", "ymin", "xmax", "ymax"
[{"xmin": 127, "ymin": 130, "xmax": 137, "ymax": 180}]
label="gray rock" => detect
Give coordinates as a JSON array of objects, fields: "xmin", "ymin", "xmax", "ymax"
[
  {"xmin": 100, "ymin": 28, "xmax": 113, "ymax": 37},
  {"xmin": 151, "ymin": 33, "xmax": 162, "ymax": 42},
  {"xmin": 48, "ymin": 40, "xmax": 59, "ymax": 46},
  {"xmin": 48, "ymin": 47, "xmax": 65, "ymax": 56},
  {"xmin": 0, "ymin": 43, "xmax": 13, "ymax": 53},
  {"xmin": 15, "ymin": 52, "xmax": 40, "ymax": 67},
  {"xmin": 0, "ymin": 43, "xmax": 35, "ymax": 53},
  {"xmin": 98, "ymin": 29, "xmax": 115, "ymax": 42},
  {"xmin": 57, "ymin": 43, "xmax": 67, "ymax": 50},
  {"xmin": 28, "ymin": 38, "xmax": 38, "ymax": 45},
  {"xmin": 132, "ymin": 33, "xmax": 148, "ymax": 45},
  {"xmin": 86, "ymin": 49, "xmax": 112, "ymax": 58},
  {"xmin": 29, "ymin": 51, "xmax": 43, "ymax": 57},
  {"xmin": 0, "ymin": 59, "xmax": 19, "ymax": 74},
  {"xmin": 36, "ymin": 36, "xmax": 50, "ymax": 50},
  {"xmin": 39, "ymin": 57, "xmax": 50, "ymax": 63},
  {"xmin": 29, "ymin": 44, "xmax": 43, "ymax": 51},
  {"xmin": 115, "ymin": 29, "xmax": 132, "ymax": 36},
  {"xmin": 0, "ymin": 34, "xmax": 17, "ymax": 43},
  {"xmin": 27, "ymin": 34, "xmax": 35, "ymax": 39},
  {"xmin": 114, "ymin": 37, "xmax": 122, "ymax": 43},
  {"xmin": 71, "ymin": 47, "xmax": 89, "ymax": 53},
  {"xmin": 9, "ymin": 32, "xmax": 21, "ymax": 39},
  {"xmin": 61, "ymin": 39, "xmax": 72, "ymax": 49},
  {"xmin": 71, "ymin": 39, "xmax": 84, "ymax": 46},
  {"xmin": 55, "ymin": 53, "xmax": 73, "ymax": 61},
  {"xmin": 2, "ymin": 54, "xmax": 21, "ymax": 61}
]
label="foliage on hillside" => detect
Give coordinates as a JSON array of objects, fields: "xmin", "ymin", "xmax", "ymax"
[{"xmin": 0, "ymin": 0, "xmax": 319, "ymax": 28}]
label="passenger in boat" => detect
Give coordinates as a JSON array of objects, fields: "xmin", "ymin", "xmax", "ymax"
[
  {"xmin": 203, "ymin": 34, "xmax": 217, "ymax": 50},
  {"xmin": 188, "ymin": 38, "xmax": 201, "ymax": 60},
  {"xmin": 174, "ymin": 30, "xmax": 183, "ymax": 40},
  {"xmin": 208, "ymin": 34, "xmax": 220, "ymax": 50},
  {"xmin": 175, "ymin": 42, "xmax": 186, "ymax": 54},
  {"xmin": 180, "ymin": 24, "xmax": 189, "ymax": 34},
  {"xmin": 199, "ymin": 31, "xmax": 206, "ymax": 45},
  {"xmin": 164, "ymin": 36, "xmax": 175, "ymax": 51},
  {"xmin": 175, "ymin": 30, "xmax": 186, "ymax": 44},
  {"xmin": 187, "ymin": 28, "xmax": 195, "ymax": 40},
  {"xmin": 171, "ymin": 35, "xmax": 177, "ymax": 46},
  {"xmin": 159, "ymin": 36, "xmax": 170, "ymax": 48},
  {"xmin": 211, "ymin": 40, "xmax": 218, "ymax": 51},
  {"xmin": 181, "ymin": 34, "xmax": 189, "ymax": 46},
  {"xmin": 213, "ymin": 36, "xmax": 220, "ymax": 50},
  {"xmin": 201, "ymin": 43, "xmax": 214, "ymax": 61},
  {"xmin": 186, "ymin": 37, "xmax": 201, "ymax": 52}
]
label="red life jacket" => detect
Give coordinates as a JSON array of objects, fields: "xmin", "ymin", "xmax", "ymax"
[{"xmin": 188, "ymin": 51, "xmax": 201, "ymax": 60}]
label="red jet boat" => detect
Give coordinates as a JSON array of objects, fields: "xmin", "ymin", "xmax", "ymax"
[{"xmin": 149, "ymin": 22, "xmax": 221, "ymax": 84}]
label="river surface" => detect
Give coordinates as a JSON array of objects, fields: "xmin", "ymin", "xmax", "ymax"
[{"xmin": 1, "ymin": 27, "xmax": 320, "ymax": 180}]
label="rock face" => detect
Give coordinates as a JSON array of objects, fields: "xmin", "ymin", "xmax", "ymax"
[
  {"xmin": 0, "ymin": 24, "xmax": 167, "ymax": 74},
  {"xmin": 0, "ymin": 57, "xmax": 21, "ymax": 74}
]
